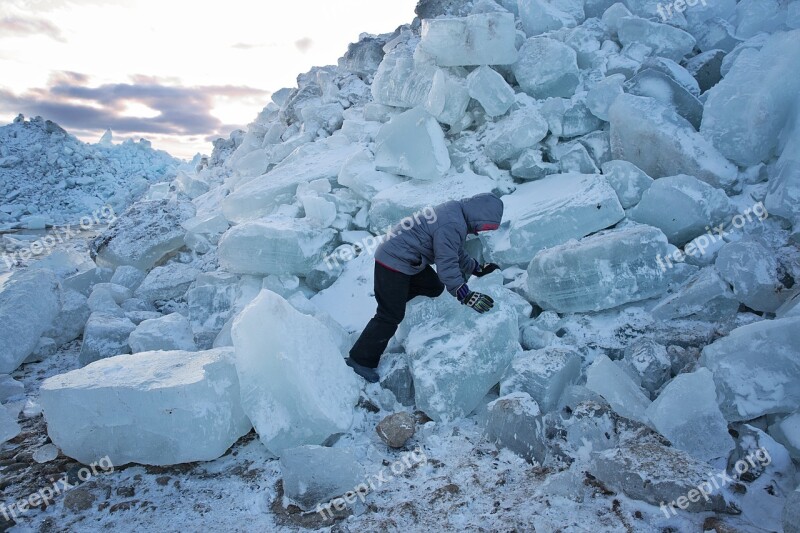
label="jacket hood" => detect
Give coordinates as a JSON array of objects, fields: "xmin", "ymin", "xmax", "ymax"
[{"xmin": 459, "ymin": 193, "xmax": 504, "ymax": 234}]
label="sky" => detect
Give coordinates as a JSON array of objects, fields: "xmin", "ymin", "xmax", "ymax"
[{"xmin": 0, "ymin": 0, "xmax": 418, "ymax": 159}]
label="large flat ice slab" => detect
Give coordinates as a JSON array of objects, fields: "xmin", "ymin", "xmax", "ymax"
[
  {"xmin": 480, "ymin": 173, "xmax": 624, "ymax": 265},
  {"xmin": 232, "ymin": 290, "xmax": 359, "ymax": 455},
  {"xmin": 40, "ymin": 348, "xmax": 251, "ymax": 466},
  {"xmin": 527, "ymin": 224, "xmax": 695, "ymax": 313}
]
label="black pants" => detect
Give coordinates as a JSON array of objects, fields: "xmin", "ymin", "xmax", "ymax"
[{"xmin": 349, "ymin": 262, "xmax": 445, "ymax": 368}]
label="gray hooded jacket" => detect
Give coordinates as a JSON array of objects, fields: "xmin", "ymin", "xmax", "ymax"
[{"xmin": 374, "ymin": 193, "xmax": 504, "ymax": 296}]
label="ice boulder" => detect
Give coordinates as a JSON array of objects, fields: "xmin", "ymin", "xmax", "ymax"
[
  {"xmin": 466, "ymin": 65, "xmax": 515, "ymax": 117},
  {"xmin": 0, "ymin": 269, "xmax": 61, "ymax": 373},
  {"xmin": 232, "ymin": 290, "xmax": 359, "ymax": 455},
  {"xmin": 624, "ymin": 68, "xmax": 704, "ymax": 130},
  {"xmin": 374, "ymin": 107, "xmax": 450, "ymax": 181},
  {"xmin": 40, "ymin": 348, "xmax": 251, "ymax": 466},
  {"xmin": 527, "ymin": 225, "xmax": 696, "ymax": 313},
  {"xmin": 618, "ymin": 338, "xmax": 671, "ymax": 399},
  {"xmin": 702, "ymin": 30, "xmax": 800, "ymax": 166},
  {"xmin": 700, "ymin": 317, "xmax": 800, "ymax": 421},
  {"xmin": 628, "ymin": 174, "xmax": 732, "ymax": 246},
  {"xmin": 484, "ymin": 106, "xmax": 549, "ymax": 164},
  {"xmin": 0, "ymin": 405, "xmax": 20, "ymax": 445},
  {"xmin": 481, "ymin": 173, "xmax": 624, "ymax": 265},
  {"xmin": 370, "ymin": 35, "xmax": 437, "ymax": 108},
  {"xmin": 785, "ymin": 487, "xmax": 800, "ymax": 533},
  {"xmin": 425, "ymin": 68, "xmax": 471, "ymax": 128},
  {"xmin": 129, "ymin": 313, "xmax": 197, "ymax": 353},
  {"xmin": 280, "ymin": 445, "xmax": 364, "ymax": 511},
  {"xmin": 586, "ymin": 354, "xmax": 651, "ymax": 424},
  {"xmin": 110, "ymin": 266, "xmax": 146, "ymax": 291},
  {"xmin": 337, "ymin": 149, "xmax": 405, "ymax": 201},
  {"xmin": 367, "ymin": 171, "xmax": 494, "ymax": 233},
  {"xmin": 650, "ymin": 267, "xmax": 739, "ymax": 322},
  {"xmin": 419, "ymin": 12, "xmax": 518, "ymax": 67},
  {"xmin": 646, "ymin": 368, "xmax": 734, "ymax": 462},
  {"xmin": 0, "ymin": 375, "xmax": 24, "ymax": 403},
  {"xmin": 222, "ymin": 138, "xmax": 361, "ymax": 223},
  {"xmin": 518, "ymin": 0, "xmax": 579, "ymax": 36},
  {"xmin": 218, "ymin": 217, "xmax": 337, "ymax": 277},
  {"xmin": 134, "ymin": 263, "xmax": 200, "ymax": 304},
  {"xmin": 78, "ymin": 312, "xmax": 136, "ymax": 366},
  {"xmin": 617, "ymin": 17, "xmax": 696, "ymax": 62},
  {"xmin": 766, "ymin": 114, "xmax": 800, "ymax": 225},
  {"xmin": 769, "ymin": 413, "xmax": 800, "ymax": 460},
  {"xmin": 513, "ymin": 37, "xmax": 580, "ymax": 98},
  {"xmin": 499, "ymin": 348, "xmax": 581, "ymax": 413},
  {"xmin": 609, "ymin": 94, "xmax": 738, "ymax": 193},
  {"xmin": 715, "ymin": 241, "xmax": 784, "ymax": 313},
  {"xmin": 586, "ymin": 74, "xmax": 625, "ymax": 122},
  {"xmin": 43, "ymin": 288, "xmax": 90, "ymax": 347},
  {"xmin": 398, "ymin": 275, "xmax": 523, "ymax": 421},
  {"xmin": 485, "ymin": 392, "xmax": 546, "ymax": 464},
  {"xmin": 600, "ymin": 160, "xmax": 653, "ymax": 209},
  {"xmin": 91, "ymin": 199, "xmax": 196, "ymax": 271}
]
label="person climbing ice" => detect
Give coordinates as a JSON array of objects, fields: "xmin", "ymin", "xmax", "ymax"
[{"xmin": 345, "ymin": 192, "xmax": 505, "ymax": 383}]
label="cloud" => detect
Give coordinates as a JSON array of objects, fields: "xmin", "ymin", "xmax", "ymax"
[
  {"xmin": 0, "ymin": 15, "xmax": 66, "ymax": 42},
  {"xmin": 0, "ymin": 72, "xmax": 270, "ymax": 138},
  {"xmin": 294, "ymin": 37, "xmax": 313, "ymax": 53}
]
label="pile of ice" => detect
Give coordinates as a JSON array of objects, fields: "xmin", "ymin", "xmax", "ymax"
[
  {"xmin": 6, "ymin": 0, "xmax": 798, "ymax": 526},
  {"xmin": 0, "ymin": 115, "xmax": 179, "ymax": 227}
]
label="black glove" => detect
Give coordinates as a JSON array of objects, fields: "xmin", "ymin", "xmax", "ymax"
[
  {"xmin": 474, "ymin": 263, "xmax": 501, "ymax": 278},
  {"xmin": 456, "ymin": 284, "xmax": 494, "ymax": 313}
]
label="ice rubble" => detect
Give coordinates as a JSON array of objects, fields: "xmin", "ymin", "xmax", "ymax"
[
  {"xmin": 231, "ymin": 290, "xmax": 359, "ymax": 455},
  {"xmin": 40, "ymin": 348, "xmax": 251, "ymax": 466}
]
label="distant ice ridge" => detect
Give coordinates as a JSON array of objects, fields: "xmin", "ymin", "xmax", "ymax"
[{"xmin": 0, "ymin": 116, "xmax": 180, "ymax": 227}]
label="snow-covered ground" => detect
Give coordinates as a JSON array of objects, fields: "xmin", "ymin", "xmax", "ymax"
[{"xmin": 2, "ymin": 0, "xmax": 800, "ymax": 531}]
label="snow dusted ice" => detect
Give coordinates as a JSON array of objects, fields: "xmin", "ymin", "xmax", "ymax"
[{"xmin": 1, "ymin": 0, "xmax": 800, "ymax": 531}]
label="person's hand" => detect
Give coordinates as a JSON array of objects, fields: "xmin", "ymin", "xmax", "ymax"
[
  {"xmin": 474, "ymin": 263, "xmax": 501, "ymax": 278},
  {"xmin": 457, "ymin": 285, "xmax": 494, "ymax": 313}
]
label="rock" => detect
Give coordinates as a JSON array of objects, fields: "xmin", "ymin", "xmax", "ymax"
[
  {"xmin": 700, "ymin": 316, "xmax": 800, "ymax": 421},
  {"xmin": 78, "ymin": 312, "xmax": 136, "ymax": 366},
  {"xmin": 41, "ymin": 348, "xmax": 251, "ymax": 466},
  {"xmin": 500, "ymin": 348, "xmax": 581, "ymax": 413},
  {"xmin": 232, "ymin": 290, "xmax": 360, "ymax": 455},
  {"xmin": 129, "ymin": 313, "xmax": 197, "ymax": 353},
  {"xmin": 0, "ymin": 268, "xmax": 61, "ymax": 373},
  {"xmin": 91, "ymin": 199, "xmax": 196, "ymax": 271},
  {"xmin": 376, "ymin": 412, "xmax": 416, "ymax": 448},
  {"xmin": 63, "ymin": 488, "xmax": 96, "ymax": 513},
  {"xmin": 280, "ymin": 445, "xmax": 364, "ymax": 511},
  {"xmin": 485, "ymin": 392, "xmax": 546, "ymax": 464}
]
